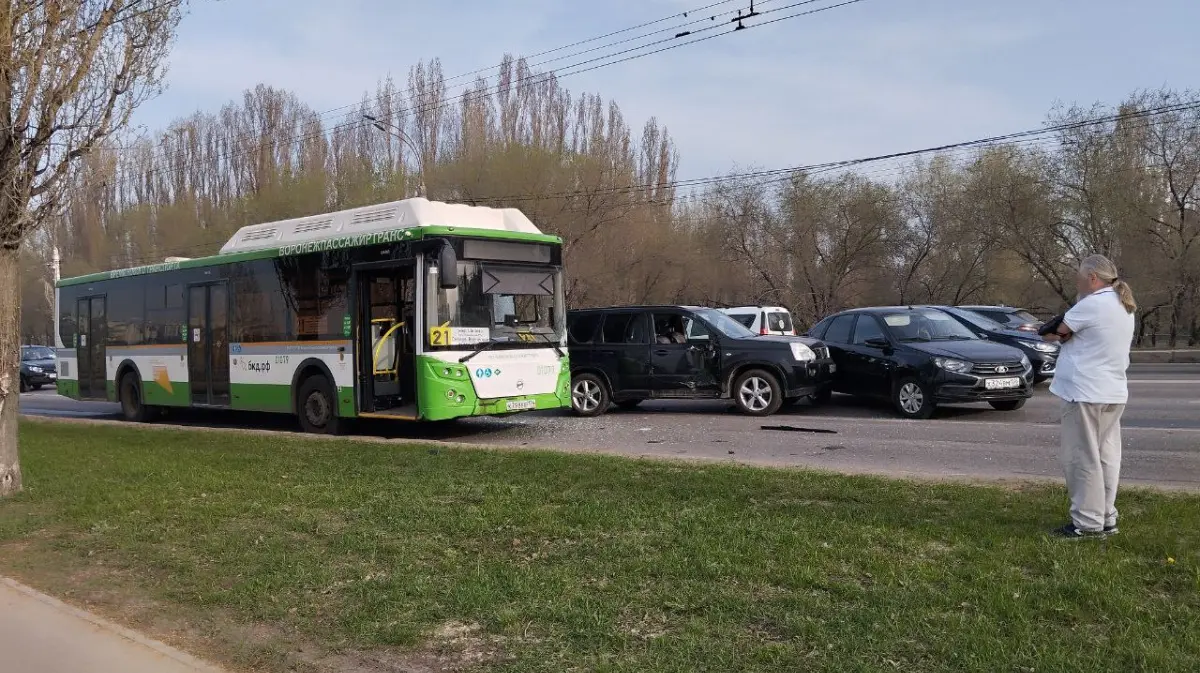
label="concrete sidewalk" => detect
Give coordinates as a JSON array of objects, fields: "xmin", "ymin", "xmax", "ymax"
[{"xmin": 0, "ymin": 577, "xmax": 225, "ymax": 673}]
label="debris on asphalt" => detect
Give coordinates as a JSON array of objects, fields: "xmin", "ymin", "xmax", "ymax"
[{"xmin": 760, "ymin": 425, "xmax": 837, "ymax": 434}]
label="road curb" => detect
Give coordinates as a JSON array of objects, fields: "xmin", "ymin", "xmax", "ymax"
[
  {"xmin": 1130, "ymin": 350, "xmax": 1200, "ymax": 364},
  {"xmin": 0, "ymin": 576, "xmax": 226, "ymax": 672},
  {"xmin": 20, "ymin": 413, "xmax": 1200, "ymax": 492}
]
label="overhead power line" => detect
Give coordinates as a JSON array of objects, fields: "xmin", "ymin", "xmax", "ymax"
[
  {"xmin": 140, "ymin": 0, "xmax": 871, "ymax": 181},
  {"xmin": 148, "ymin": 0, "xmax": 758, "ymax": 170}
]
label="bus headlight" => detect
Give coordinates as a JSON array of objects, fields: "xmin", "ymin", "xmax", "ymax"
[{"xmin": 446, "ymin": 389, "xmax": 457, "ymax": 399}]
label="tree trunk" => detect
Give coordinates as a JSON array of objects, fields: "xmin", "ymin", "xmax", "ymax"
[{"xmin": 0, "ymin": 244, "xmax": 23, "ymax": 496}]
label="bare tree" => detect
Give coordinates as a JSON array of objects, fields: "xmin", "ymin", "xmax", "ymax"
[{"xmin": 0, "ymin": 0, "xmax": 184, "ymax": 497}]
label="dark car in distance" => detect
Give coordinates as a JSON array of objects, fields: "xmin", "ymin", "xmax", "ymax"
[
  {"xmin": 957, "ymin": 305, "xmax": 1043, "ymax": 334},
  {"xmin": 808, "ymin": 307, "xmax": 1033, "ymax": 419},
  {"xmin": 20, "ymin": 345, "xmax": 57, "ymax": 392},
  {"xmin": 932, "ymin": 306, "xmax": 1059, "ymax": 383},
  {"xmin": 566, "ymin": 306, "xmax": 835, "ymax": 417}
]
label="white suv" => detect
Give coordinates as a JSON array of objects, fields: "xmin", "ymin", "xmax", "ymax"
[{"xmin": 719, "ymin": 306, "xmax": 796, "ymax": 336}]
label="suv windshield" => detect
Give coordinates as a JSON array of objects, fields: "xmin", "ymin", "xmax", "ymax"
[
  {"xmin": 693, "ymin": 308, "xmax": 756, "ymax": 339},
  {"xmin": 22, "ymin": 346, "xmax": 54, "ymax": 361},
  {"xmin": 426, "ymin": 261, "xmax": 566, "ymax": 349},
  {"xmin": 881, "ymin": 310, "xmax": 978, "ymax": 342}
]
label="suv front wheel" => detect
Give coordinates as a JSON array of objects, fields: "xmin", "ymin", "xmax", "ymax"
[
  {"xmin": 893, "ymin": 376, "xmax": 935, "ymax": 419},
  {"xmin": 733, "ymin": 369, "xmax": 783, "ymax": 416}
]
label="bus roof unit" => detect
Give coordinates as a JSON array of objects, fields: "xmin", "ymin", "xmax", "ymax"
[{"xmin": 218, "ymin": 197, "xmax": 543, "ymax": 255}]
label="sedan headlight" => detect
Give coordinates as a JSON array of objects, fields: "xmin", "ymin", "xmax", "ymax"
[
  {"xmin": 27, "ymin": 365, "xmax": 43, "ymax": 373},
  {"xmin": 933, "ymin": 357, "xmax": 971, "ymax": 374},
  {"xmin": 1024, "ymin": 340, "xmax": 1057, "ymax": 353},
  {"xmin": 790, "ymin": 342, "xmax": 816, "ymax": 362}
]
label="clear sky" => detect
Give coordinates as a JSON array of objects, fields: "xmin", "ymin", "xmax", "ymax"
[{"xmin": 132, "ymin": 0, "xmax": 1200, "ymax": 180}]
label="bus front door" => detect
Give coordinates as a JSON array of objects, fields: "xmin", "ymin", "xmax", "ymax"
[
  {"xmin": 187, "ymin": 283, "xmax": 230, "ymax": 406},
  {"xmin": 76, "ymin": 296, "xmax": 107, "ymax": 399},
  {"xmin": 356, "ymin": 265, "xmax": 416, "ymax": 414}
]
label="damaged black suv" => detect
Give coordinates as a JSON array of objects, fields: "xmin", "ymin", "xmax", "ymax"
[{"xmin": 566, "ymin": 305, "xmax": 835, "ymax": 417}]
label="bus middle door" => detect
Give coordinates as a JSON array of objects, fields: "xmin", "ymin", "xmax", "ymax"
[{"xmin": 355, "ymin": 264, "xmax": 415, "ymax": 414}]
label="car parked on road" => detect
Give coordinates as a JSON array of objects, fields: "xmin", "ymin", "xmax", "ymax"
[
  {"xmin": 931, "ymin": 306, "xmax": 1058, "ymax": 383},
  {"xmin": 957, "ymin": 305, "xmax": 1043, "ymax": 334},
  {"xmin": 20, "ymin": 345, "xmax": 57, "ymax": 392},
  {"xmin": 807, "ymin": 307, "xmax": 1033, "ymax": 419},
  {"xmin": 567, "ymin": 305, "xmax": 835, "ymax": 417},
  {"xmin": 719, "ymin": 306, "xmax": 797, "ymax": 336}
]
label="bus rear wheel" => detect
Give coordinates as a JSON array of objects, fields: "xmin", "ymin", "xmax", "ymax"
[
  {"xmin": 119, "ymin": 372, "xmax": 154, "ymax": 423},
  {"xmin": 297, "ymin": 375, "xmax": 341, "ymax": 435}
]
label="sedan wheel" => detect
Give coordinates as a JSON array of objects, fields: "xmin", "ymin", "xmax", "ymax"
[{"xmin": 893, "ymin": 377, "xmax": 935, "ymax": 419}]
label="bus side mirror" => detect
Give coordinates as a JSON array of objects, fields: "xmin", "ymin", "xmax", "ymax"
[{"xmin": 437, "ymin": 241, "xmax": 458, "ymax": 290}]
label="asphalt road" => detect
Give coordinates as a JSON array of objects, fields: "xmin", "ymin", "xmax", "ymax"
[{"xmin": 18, "ymin": 364, "xmax": 1200, "ymax": 489}]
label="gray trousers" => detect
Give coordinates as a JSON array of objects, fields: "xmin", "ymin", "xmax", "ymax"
[{"xmin": 1060, "ymin": 402, "xmax": 1125, "ymax": 531}]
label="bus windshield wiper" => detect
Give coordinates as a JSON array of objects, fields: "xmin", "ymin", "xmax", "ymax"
[
  {"xmin": 459, "ymin": 340, "xmax": 499, "ymax": 363},
  {"xmin": 525, "ymin": 330, "xmax": 565, "ymax": 357}
]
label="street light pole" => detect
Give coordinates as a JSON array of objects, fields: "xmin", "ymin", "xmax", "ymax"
[{"xmin": 362, "ymin": 114, "xmax": 426, "ymax": 198}]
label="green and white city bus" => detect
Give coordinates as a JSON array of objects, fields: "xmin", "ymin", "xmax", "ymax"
[{"xmin": 53, "ymin": 198, "xmax": 570, "ymax": 433}]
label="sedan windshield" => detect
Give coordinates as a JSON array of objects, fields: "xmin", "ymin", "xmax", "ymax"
[
  {"xmin": 427, "ymin": 261, "xmax": 565, "ymax": 349},
  {"xmin": 693, "ymin": 308, "xmax": 756, "ymax": 338},
  {"xmin": 882, "ymin": 310, "xmax": 978, "ymax": 342},
  {"xmin": 22, "ymin": 346, "xmax": 54, "ymax": 361}
]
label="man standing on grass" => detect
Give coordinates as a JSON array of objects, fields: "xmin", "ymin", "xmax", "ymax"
[{"xmin": 1043, "ymin": 254, "xmax": 1137, "ymax": 539}]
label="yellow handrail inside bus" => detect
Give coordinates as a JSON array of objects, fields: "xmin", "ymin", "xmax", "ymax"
[{"xmin": 372, "ymin": 321, "xmax": 405, "ymax": 375}]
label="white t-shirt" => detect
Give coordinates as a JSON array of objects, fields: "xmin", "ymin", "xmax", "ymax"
[{"xmin": 1049, "ymin": 287, "xmax": 1135, "ymax": 404}]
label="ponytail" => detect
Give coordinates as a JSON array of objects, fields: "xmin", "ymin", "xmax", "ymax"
[
  {"xmin": 1078, "ymin": 254, "xmax": 1136, "ymax": 314},
  {"xmin": 1112, "ymin": 279, "xmax": 1137, "ymax": 314}
]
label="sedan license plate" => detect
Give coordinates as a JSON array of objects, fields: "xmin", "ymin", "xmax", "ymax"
[
  {"xmin": 985, "ymin": 377, "xmax": 1021, "ymax": 390},
  {"xmin": 506, "ymin": 399, "xmax": 536, "ymax": 411}
]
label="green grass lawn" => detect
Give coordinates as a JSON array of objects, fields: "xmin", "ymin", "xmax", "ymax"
[{"xmin": 2, "ymin": 419, "xmax": 1198, "ymax": 672}]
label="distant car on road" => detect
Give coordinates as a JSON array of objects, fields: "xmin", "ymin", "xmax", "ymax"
[
  {"xmin": 931, "ymin": 306, "xmax": 1058, "ymax": 383},
  {"xmin": 957, "ymin": 305, "xmax": 1043, "ymax": 334},
  {"xmin": 719, "ymin": 306, "xmax": 797, "ymax": 336},
  {"xmin": 567, "ymin": 305, "xmax": 834, "ymax": 417},
  {"xmin": 808, "ymin": 306, "xmax": 1033, "ymax": 419},
  {"xmin": 20, "ymin": 345, "xmax": 57, "ymax": 392}
]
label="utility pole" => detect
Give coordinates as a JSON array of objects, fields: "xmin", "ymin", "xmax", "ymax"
[
  {"xmin": 363, "ymin": 114, "xmax": 426, "ymax": 198},
  {"xmin": 50, "ymin": 247, "xmax": 61, "ymax": 349}
]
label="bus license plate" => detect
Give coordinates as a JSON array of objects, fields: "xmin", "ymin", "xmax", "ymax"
[
  {"xmin": 985, "ymin": 377, "xmax": 1020, "ymax": 390},
  {"xmin": 506, "ymin": 399, "xmax": 536, "ymax": 411}
]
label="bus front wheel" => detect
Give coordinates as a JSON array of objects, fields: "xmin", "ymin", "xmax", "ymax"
[{"xmin": 297, "ymin": 375, "xmax": 341, "ymax": 435}]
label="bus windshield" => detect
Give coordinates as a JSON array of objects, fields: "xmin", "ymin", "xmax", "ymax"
[{"xmin": 427, "ymin": 261, "xmax": 566, "ymax": 348}]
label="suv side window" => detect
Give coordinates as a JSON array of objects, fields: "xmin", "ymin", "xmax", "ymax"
[
  {"xmin": 601, "ymin": 312, "xmax": 650, "ymax": 345},
  {"xmin": 685, "ymin": 316, "xmax": 711, "ymax": 341},
  {"xmin": 568, "ymin": 313, "xmax": 602, "ymax": 345},
  {"xmin": 652, "ymin": 312, "xmax": 690, "ymax": 345},
  {"xmin": 823, "ymin": 314, "xmax": 856, "ymax": 344}
]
